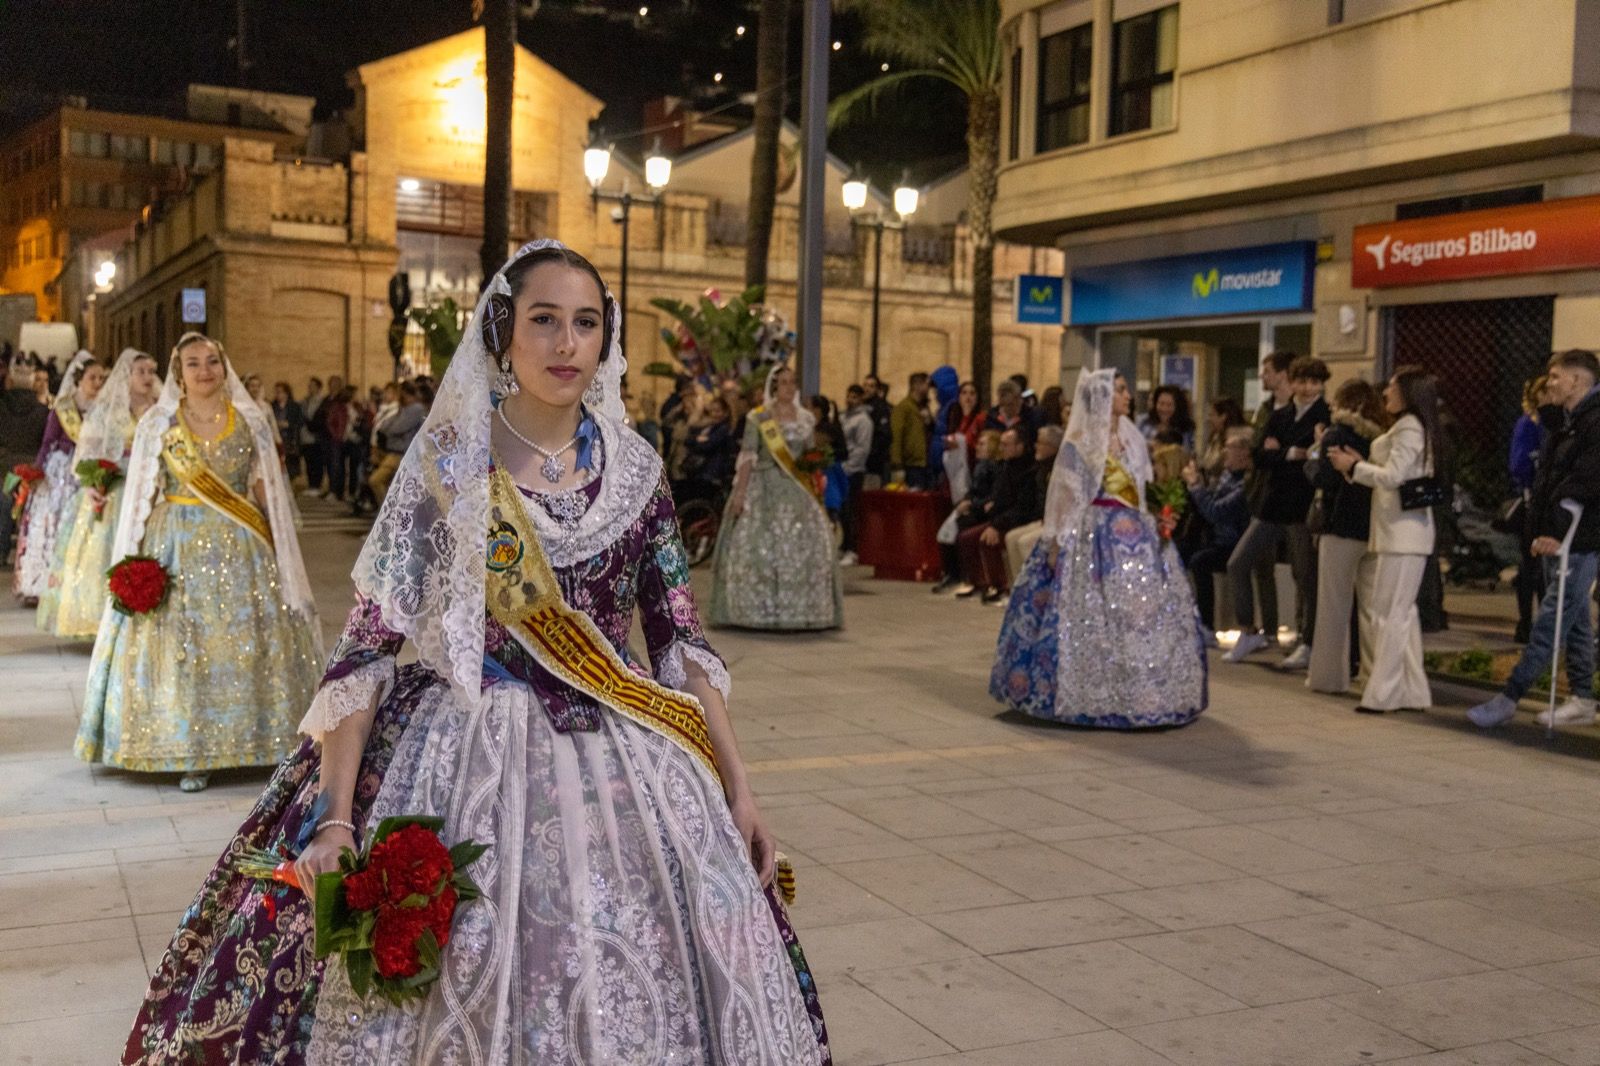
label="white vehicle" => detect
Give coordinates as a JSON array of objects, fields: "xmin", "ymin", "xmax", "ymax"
[{"xmin": 16, "ymin": 322, "xmax": 80, "ymax": 362}]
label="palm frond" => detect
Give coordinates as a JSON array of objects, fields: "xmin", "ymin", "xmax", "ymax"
[
  {"xmin": 827, "ymin": 68, "xmax": 953, "ymax": 131},
  {"xmin": 834, "ymin": 0, "xmax": 1002, "ymax": 95}
]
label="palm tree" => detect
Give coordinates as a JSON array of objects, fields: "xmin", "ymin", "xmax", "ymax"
[
  {"xmin": 829, "ymin": 0, "xmax": 1002, "ymax": 398},
  {"xmin": 475, "ymin": 0, "xmax": 521, "ymax": 285},
  {"xmin": 745, "ymin": 0, "xmax": 791, "ymax": 288}
]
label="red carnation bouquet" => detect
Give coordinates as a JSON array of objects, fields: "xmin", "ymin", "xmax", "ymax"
[
  {"xmin": 3, "ymin": 463, "xmax": 45, "ymax": 520},
  {"xmin": 235, "ymin": 815, "xmax": 486, "ymax": 1004},
  {"xmin": 106, "ymin": 555, "xmax": 172, "ymax": 615},
  {"xmin": 75, "ymin": 459, "xmax": 123, "ymax": 519}
]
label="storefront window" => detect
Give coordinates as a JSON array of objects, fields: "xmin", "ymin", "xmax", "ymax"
[
  {"xmin": 1110, "ymin": 4, "xmax": 1178, "ymax": 137},
  {"xmin": 1037, "ymin": 22, "xmax": 1093, "ymax": 153}
]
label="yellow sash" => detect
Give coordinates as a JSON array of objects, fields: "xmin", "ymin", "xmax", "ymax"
[
  {"xmin": 753, "ymin": 408, "xmax": 824, "ymax": 506},
  {"xmin": 56, "ymin": 399, "xmax": 82, "ymax": 443},
  {"xmin": 160, "ymin": 407, "xmax": 274, "ymax": 549},
  {"xmin": 482, "ymin": 459, "xmax": 796, "ymax": 899}
]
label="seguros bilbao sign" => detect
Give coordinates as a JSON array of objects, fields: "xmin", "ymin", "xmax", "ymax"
[{"xmin": 1353, "ymin": 195, "xmax": 1600, "ymax": 288}]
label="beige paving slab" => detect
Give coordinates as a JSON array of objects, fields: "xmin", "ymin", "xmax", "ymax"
[
  {"xmin": 1332, "ymin": 971, "xmax": 1600, "ymax": 1049},
  {"xmin": 1124, "ymin": 999, "xmax": 1429, "ymax": 1066},
  {"xmin": 922, "ymin": 897, "xmax": 1163, "ymax": 955},
  {"xmin": 0, "ymin": 1008, "xmax": 137, "ymax": 1066},
  {"xmin": 1122, "ymin": 925, "xmax": 1374, "ymax": 1006},
  {"xmin": 901, "ymin": 1028, "xmax": 1178, "ymax": 1065},
  {"xmin": 1365, "ymin": 1042, "xmax": 1563, "ymax": 1065},
  {"xmin": 945, "ymin": 842, "xmax": 1141, "ymax": 900},
  {"xmin": 844, "ymin": 795, "xmax": 1004, "ymax": 840},
  {"xmin": 1515, "ymin": 1023, "xmax": 1600, "ymax": 1065},
  {"xmin": 1152, "ymin": 823, "xmax": 1349, "ymax": 876},
  {"xmin": 800, "ymin": 916, "xmax": 976, "ymax": 977},
  {"xmin": 0, "ymin": 936, "xmax": 147, "ymax": 1025},
  {"xmin": 933, "ymin": 785, "xmax": 1112, "ymax": 833},
  {"xmin": 854, "ymin": 956, "xmax": 1101, "ymax": 1052},
  {"xmin": 117, "ymin": 854, "xmax": 219, "ymax": 916},
  {"xmin": 1104, "ymin": 876, "xmax": 1334, "ymax": 932},
  {"xmin": 1358, "ymin": 898, "xmax": 1600, "ymax": 969},
  {"xmin": 1247, "ymin": 911, "xmax": 1493, "ymax": 987},
  {"xmin": 1050, "ymin": 833, "xmax": 1240, "ymax": 888},
  {"xmin": 993, "ymin": 940, "xmax": 1247, "ymax": 1028},
  {"xmin": 1254, "ymin": 815, "xmax": 1451, "ymax": 864},
  {"xmin": 831, "ymin": 853, "xmax": 1026, "ymax": 915},
  {"xmin": 0, "ymin": 864, "xmax": 131, "ymax": 930},
  {"xmin": 1269, "ymin": 858, "xmax": 1490, "ymax": 910},
  {"xmin": 1512, "ymin": 955, "xmax": 1600, "ymax": 1008},
  {"xmin": 814, "ymin": 974, "xmax": 955, "ymax": 1065},
  {"xmin": 782, "ymin": 865, "xmax": 904, "ymax": 928}
]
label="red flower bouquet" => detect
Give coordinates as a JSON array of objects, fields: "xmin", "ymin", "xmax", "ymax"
[
  {"xmin": 235, "ymin": 815, "xmax": 486, "ymax": 1005},
  {"xmin": 75, "ymin": 459, "xmax": 123, "ymax": 519},
  {"xmin": 106, "ymin": 555, "xmax": 171, "ymax": 615},
  {"xmin": 3, "ymin": 463, "xmax": 45, "ymax": 520}
]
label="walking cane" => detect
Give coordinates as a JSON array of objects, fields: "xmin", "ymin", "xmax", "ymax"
[{"xmin": 1545, "ymin": 499, "xmax": 1584, "ymax": 741}]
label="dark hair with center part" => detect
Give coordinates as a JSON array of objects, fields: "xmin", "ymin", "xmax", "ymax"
[{"xmin": 501, "ymin": 246, "xmax": 615, "ymax": 361}]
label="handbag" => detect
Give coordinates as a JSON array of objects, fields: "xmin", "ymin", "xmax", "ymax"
[{"xmin": 1398, "ymin": 476, "xmax": 1449, "ymax": 511}]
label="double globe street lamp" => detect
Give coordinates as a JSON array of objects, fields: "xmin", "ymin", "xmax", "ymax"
[
  {"xmin": 584, "ymin": 136, "xmax": 673, "ymax": 356},
  {"xmin": 842, "ymin": 171, "xmax": 919, "ymax": 378}
]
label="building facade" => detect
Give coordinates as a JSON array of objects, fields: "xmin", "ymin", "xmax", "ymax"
[
  {"xmin": 996, "ymin": 0, "xmax": 1600, "ymax": 493},
  {"xmin": 88, "ymin": 27, "xmax": 1064, "ymax": 405},
  {"xmin": 0, "ymin": 87, "xmax": 310, "ymax": 324}
]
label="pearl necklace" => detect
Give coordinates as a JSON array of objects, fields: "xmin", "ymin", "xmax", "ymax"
[{"xmin": 498, "ymin": 406, "xmax": 582, "ymax": 484}]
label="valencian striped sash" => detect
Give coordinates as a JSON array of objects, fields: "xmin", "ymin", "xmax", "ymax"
[{"xmin": 159, "ymin": 407, "xmax": 274, "ymax": 548}]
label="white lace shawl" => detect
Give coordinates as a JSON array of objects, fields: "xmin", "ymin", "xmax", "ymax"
[
  {"xmin": 1043, "ymin": 369, "xmax": 1152, "ymax": 542},
  {"xmin": 109, "ymin": 355, "xmax": 321, "ymax": 637},
  {"xmin": 76, "ymin": 348, "xmax": 158, "ymax": 465},
  {"xmin": 347, "ymin": 239, "xmax": 636, "ymax": 714}
]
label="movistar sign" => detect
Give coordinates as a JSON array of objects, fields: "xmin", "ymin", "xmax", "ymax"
[
  {"xmin": 1070, "ymin": 242, "xmax": 1314, "ymax": 326},
  {"xmin": 1015, "ymin": 274, "xmax": 1065, "ymax": 325}
]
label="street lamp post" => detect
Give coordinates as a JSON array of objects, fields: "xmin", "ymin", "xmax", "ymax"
[
  {"xmin": 584, "ymin": 138, "xmax": 671, "ymax": 358},
  {"xmin": 842, "ymin": 172, "xmax": 919, "ymax": 379}
]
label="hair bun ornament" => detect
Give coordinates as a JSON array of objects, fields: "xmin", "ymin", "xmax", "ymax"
[{"xmin": 482, "ymin": 293, "xmax": 516, "ymax": 356}]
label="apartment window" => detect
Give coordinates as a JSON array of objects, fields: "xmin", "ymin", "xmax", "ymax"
[
  {"xmin": 1110, "ymin": 4, "xmax": 1178, "ymax": 136},
  {"xmin": 1037, "ymin": 22, "xmax": 1094, "ymax": 152},
  {"xmin": 109, "ymin": 134, "xmax": 148, "ymax": 162},
  {"xmin": 193, "ymin": 142, "xmax": 219, "ymax": 171},
  {"xmin": 71, "ymin": 129, "xmax": 110, "ymax": 158},
  {"xmin": 1008, "ymin": 48, "xmax": 1023, "ymax": 161},
  {"xmin": 154, "ymin": 139, "xmax": 197, "ymax": 167}
]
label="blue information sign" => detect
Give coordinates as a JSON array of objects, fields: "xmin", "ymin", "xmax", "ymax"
[
  {"xmin": 1160, "ymin": 355, "xmax": 1197, "ymax": 394},
  {"xmin": 1069, "ymin": 242, "xmax": 1314, "ymax": 326},
  {"xmin": 1015, "ymin": 274, "xmax": 1065, "ymax": 325}
]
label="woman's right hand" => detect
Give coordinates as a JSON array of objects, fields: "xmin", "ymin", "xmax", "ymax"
[{"xmin": 293, "ymin": 825, "xmax": 356, "ymax": 903}]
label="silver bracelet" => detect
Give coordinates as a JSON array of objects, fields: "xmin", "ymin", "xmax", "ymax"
[{"xmin": 315, "ymin": 818, "xmax": 358, "ymax": 836}]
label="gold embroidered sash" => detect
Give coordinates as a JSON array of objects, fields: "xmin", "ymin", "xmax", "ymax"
[
  {"xmin": 484, "ymin": 460, "xmax": 720, "ymax": 777},
  {"xmin": 753, "ymin": 407, "xmax": 824, "ymax": 506},
  {"xmin": 160, "ymin": 407, "xmax": 274, "ymax": 548},
  {"xmin": 56, "ymin": 399, "xmax": 82, "ymax": 443}
]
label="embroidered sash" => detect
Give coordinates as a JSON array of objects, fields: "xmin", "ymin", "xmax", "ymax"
[
  {"xmin": 160, "ymin": 408, "xmax": 274, "ymax": 548},
  {"xmin": 56, "ymin": 399, "xmax": 83, "ymax": 443},
  {"xmin": 482, "ymin": 459, "xmax": 797, "ymax": 900},
  {"xmin": 753, "ymin": 407, "xmax": 824, "ymax": 506}
]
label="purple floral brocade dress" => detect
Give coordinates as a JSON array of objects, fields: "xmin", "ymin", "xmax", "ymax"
[{"xmin": 122, "ymin": 465, "xmax": 830, "ymax": 1065}]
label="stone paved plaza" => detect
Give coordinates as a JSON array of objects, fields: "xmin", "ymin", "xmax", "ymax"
[{"xmin": 3, "ymin": 507, "xmax": 1600, "ymax": 1065}]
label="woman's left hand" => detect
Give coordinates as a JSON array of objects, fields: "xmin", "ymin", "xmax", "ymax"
[{"xmin": 728, "ymin": 791, "xmax": 777, "ymax": 887}]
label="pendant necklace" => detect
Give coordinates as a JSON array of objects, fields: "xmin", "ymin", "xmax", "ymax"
[{"xmin": 499, "ymin": 406, "xmax": 581, "ymax": 484}]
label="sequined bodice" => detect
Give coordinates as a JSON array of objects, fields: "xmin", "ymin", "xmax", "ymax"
[
  {"xmin": 754, "ymin": 415, "xmax": 812, "ymax": 468},
  {"xmin": 162, "ymin": 412, "xmax": 255, "ymax": 496}
]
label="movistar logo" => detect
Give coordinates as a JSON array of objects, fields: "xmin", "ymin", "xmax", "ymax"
[
  {"xmin": 1193, "ymin": 266, "xmax": 1284, "ymax": 297},
  {"xmin": 1028, "ymin": 284, "xmax": 1057, "ymax": 305}
]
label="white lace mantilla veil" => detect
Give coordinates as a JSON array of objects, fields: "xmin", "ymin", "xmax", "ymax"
[
  {"xmin": 1043, "ymin": 368, "xmax": 1151, "ymax": 542},
  {"xmin": 349, "ymin": 238, "xmax": 648, "ymax": 712},
  {"xmin": 108, "ymin": 337, "xmax": 321, "ymax": 643},
  {"xmin": 56, "ymin": 349, "xmax": 95, "ymax": 413},
  {"xmin": 76, "ymin": 348, "xmax": 159, "ymax": 465}
]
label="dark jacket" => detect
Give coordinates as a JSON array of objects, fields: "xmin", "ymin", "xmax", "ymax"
[
  {"xmin": 866, "ymin": 394, "xmax": 892, "ymax": 478},
  {"xmin": 1253, "ymin": 396, "xmax": 1329, "ymax": 523},
  {"xmin": 1530, "ymin": 385, "xmax": 1600, "ymax": 553},
  {"xmin": 1188, "ymin": 468, "xmax": 1249, "ymax": 550},
  {"xmin": 685, "ymin": 421, "xmax": 738, "ymax": 487},
  {"xmin": 0, "ymin": 387, "xmax": 48, "ymax": 473},
  {"xmin": 1307, "ymin": 410, "xmax": 1382, "ymax": 542},
  {"xmin": 985, "ymin": 456, "xmax": 1043, "ymax": 534}
]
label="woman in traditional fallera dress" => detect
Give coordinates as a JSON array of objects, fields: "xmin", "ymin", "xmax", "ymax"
[
  {"xmin": 15, "ymin": 350, "xmax": 106, "ymax": 602},
  {"xmin": 75, "ymin": 333, "xmax": 322, "ymax": 793},
  {"xmin": 37, "ymin": 348, "xmax": 162, "ymax": 638},
  {"xmin": 121, "ymin": 242, "xmax": 830, "ymax": 1065},
  {"xmin": 991, "ymin": 368, "xmax": 1208, "ymax": 728},
  {"xmin": 710, "ymin": 363, "xmax": 843, "ymax": 630}
]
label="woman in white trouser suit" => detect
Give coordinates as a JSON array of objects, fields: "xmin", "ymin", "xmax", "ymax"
[{"xmin": 1328, "ymin": 367, "xmax": 1439, "ymax": 713}]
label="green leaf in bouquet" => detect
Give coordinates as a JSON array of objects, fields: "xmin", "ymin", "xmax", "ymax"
[
  {"xmin": 398, "ymin": 892, "xmax": 431, "ymax": 910},
  {"xmin": 448, "ymin": 840, "xmax": 490, "ymax": 871},
  {"xmin": 312, "ymin": 871, "xmax": 353, "ymax": 959},
  {"xmin": 345, "ymin": 949, "xmax": 375, "ymax": 1000},
  {"xmin": 416, "ymin": 928, "xmax": 442, "ymax": 972},
  {"xmin": 452, "ymin": 872, "xmax": 483, "ymax": 903}
]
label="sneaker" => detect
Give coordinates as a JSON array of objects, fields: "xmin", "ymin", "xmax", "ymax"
[
  {"xmin": 838, "ymin": 550, "xmax": 858, "ymax": 567},
  {"xmin": 1224, "ymin": 632, "xmax": 1270, "ymax": 663},
  {"xmin": 1467, "ymin": 694, "xmax": 1518, "ymax": 729},
  {"xmin": 953, "ymin": 583, "xmax": 979, "ymax": 599},
  {"xmin": 981, "ymin": 587, "xmax": 1006, "ymax": 605},
  {"xmin": 1278, "ymin": 644, "xmax": 1312, "ymax": 671},
  {"xmin": 1536, "ymin": 697, "xmax": 1597, "ymax": 728}
]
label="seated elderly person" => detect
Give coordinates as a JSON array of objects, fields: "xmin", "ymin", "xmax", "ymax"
[{"xmin": 1005, "ymin": 425, "xmax": 1064, "ymax": 580}]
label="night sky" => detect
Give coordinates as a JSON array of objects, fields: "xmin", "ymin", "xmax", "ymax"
[{"xmin": 0, "ymin": 0, "xmax": 968, "ymax": 185}]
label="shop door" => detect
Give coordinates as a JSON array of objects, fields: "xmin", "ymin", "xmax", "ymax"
[{"xmin": 1387, "ymin": 296, "xmax": 1553, "ymax": 507}]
